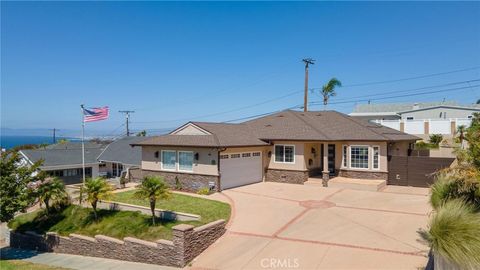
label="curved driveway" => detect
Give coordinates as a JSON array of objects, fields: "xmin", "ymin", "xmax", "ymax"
[{"xmin": 191, "ymin": 182, "xmax": 431, "ymax": 270}]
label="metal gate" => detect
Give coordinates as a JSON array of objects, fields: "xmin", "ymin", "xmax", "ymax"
[{"xmin": 387, "ymin": 156, "xmax": 455, "ymax": 187}]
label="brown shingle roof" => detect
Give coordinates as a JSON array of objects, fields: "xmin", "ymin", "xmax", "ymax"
[{"xmin": 134, "ymin": 110, "xmax": 419, "ymax": 148}]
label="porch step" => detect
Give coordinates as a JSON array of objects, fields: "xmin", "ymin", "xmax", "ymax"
[{"xmin": 327, "ymin": 177, "xmax": 386, "ymax": 192}]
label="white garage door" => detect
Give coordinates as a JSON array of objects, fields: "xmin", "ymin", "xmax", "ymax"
[{"xmin": 220, "ymin": 152, "xmax": 263, "ymax": 190}]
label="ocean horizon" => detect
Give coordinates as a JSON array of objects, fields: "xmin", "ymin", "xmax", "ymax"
[{"xmin": 0, "ymin": 135, "xmax": 79, "ymax": 149}]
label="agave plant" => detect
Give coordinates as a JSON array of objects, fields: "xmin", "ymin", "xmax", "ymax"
[
  {"xmin": 81, "ymin": 177, "xmax": 112, "ymax": 220},
  {"xmin": 420, "ymin": 200, "xmax": 480, "ymax": 269},
  {"xmin": 134, "ymin": 176, "xmax": 171, "ymax": 225}
]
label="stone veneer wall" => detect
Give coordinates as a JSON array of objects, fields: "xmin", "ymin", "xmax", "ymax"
[
  {"xmin": 8, "ymin": 220, "xmax": 226, "ymax": 268},
  {"xmin": 131, "ymin": 169, "xmax": 219, "ymax": 192},
  {"xmin": 338, "ymin": 169, "xmax": 388, "ymax": 180},
  {"xmin": 265, "ymin": 169, "xmax": 309, "ymax": 184}
]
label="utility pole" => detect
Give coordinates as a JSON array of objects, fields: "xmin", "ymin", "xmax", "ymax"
[
  {"xmin": 51, "ymin": 128, "xmax": 58, "ymax": 144},
  {"xmin": 302, "ymin": 58, "xmax": 315, "ymax": 112},
  {"xmin": 119, "ymin": 110, "xmax": 135, "ymax": 136}
]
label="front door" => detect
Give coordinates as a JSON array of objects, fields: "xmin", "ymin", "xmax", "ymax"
[{"xmin": 328, "ymin": 144, "xmax": 335, "ymax": 175}]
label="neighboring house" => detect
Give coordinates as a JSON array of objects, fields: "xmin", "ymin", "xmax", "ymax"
[
  {"xmin": 19, "ymin": 142, "xmax": 106, "ymax": 185},
  {"xmin": 97, "ymin": 136, "xmax": 143, "ymax": 178},
  {"xmin": 132, "ymin": 110, "xmax": 419, "ymax": 191},
  {"xmin": 349, "ymin": 101, "xmax": 480, "ymax": 121}
]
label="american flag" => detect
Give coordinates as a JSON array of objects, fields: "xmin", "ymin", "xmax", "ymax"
[{"xmin": 83, "ymin": 106, "xmax": 109, "ymax": 122}]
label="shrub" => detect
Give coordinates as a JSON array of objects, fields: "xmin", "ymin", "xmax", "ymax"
[
  {"xmin": 197, "ymin": 187, "xmax": 211, "ymax": 195},
  {"xmin": 175, "ymin": 176, "xmax": 182, "ymax": 190},
  {"xmin": 431, "ymin": 171, "xmax": 480, "ymax": 211},
  {"xmin": 429, "ymin": 134, "xmax": 443, "ymax": 146},
  {"xmin": 420, "ymin": 200, "xmax": 480, "ymax": 269}
]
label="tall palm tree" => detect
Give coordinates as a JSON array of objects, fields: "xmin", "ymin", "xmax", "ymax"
[
  {"xmin": 320, "ymin": 78, "xmax": 342, "ymax": 110},
  {"xmin": 81, "ymin": 177, "xmax": 112, "ymax": 220},
  {"xmin": 457, "ymin": 125, "xmax": 467, "ymax": 148},
  {"xmin": 134, "ymin": 176, "xmax": 171, "ymax": 225},
  {"xmin": 36, "ymin": 177, "xmax": 68, "ymax": 215}
]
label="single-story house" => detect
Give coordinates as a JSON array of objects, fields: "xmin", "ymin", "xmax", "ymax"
[
  {"xmin": 97, "ymin": 136, "xmax": 143, "ymax": 178},
  {"xmin": 132, "ymin": 110, "xmax": 419, "ymax": 191},
  {"xmin": 19, "ymin": 142, "xmax": 106, "ymax": 185}
]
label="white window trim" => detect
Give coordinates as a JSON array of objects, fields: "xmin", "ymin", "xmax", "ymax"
[
  {"xmin": 273, "ymin": 144, "xmax": 296, "ymax": 164},
  {"xmin": 372, "ymin": 145, "xmax": 380, "ymax": 170},
  {"xmin": 178, "ymin": 151, "xmax": 194, "ymax": 172},
  {"xmin": 349, "ymin": 145, "xmax": 370, "ymax": 170},
  {"xmin": 161, "ymin": 150, "xmax": 177, "ymax": 171}
]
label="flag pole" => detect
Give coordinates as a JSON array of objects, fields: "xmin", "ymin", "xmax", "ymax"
[{"xmin": 81, "ymin": 104, "xmax": 86, "ymax": 186}]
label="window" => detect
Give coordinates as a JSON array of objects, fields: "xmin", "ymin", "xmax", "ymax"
[
  {"xmin": 242, "ymin": 153, "xmax": 251, "ymax": 158},
  {"xmin": 406, "ymin": 117, "xmax": 414, "ymax": 120},
  {"xmin": 252, "ymin": 152, "xmax": 261, "ymax": 157},
  {"xmin": 275, "ymin": 145, "xmax": 295, "ymax": 163},
  {"xmin": 220, "ymin": 154, "xmax": 229, "ymax": 159},
  {"xmin": 161, "ymin": 150, "xmax": 176, "ymax": 170},
  {"xmin": 372, "ymin": 146, "xmax": 380, "ymax": 170},
  {"xmin": 350, "ymin": 146, "xmax": 369, "ymax": 169},
  {"xmin": 342, "ymin": 145, "xmax": 348, "ymax": 167},
  {"xmin": 230, "ymin": 154, "xmax": 241, "ymax": 158},
  {"xmin": 178, "ymin": 151, "xmax": 193, "ymax": 171}
]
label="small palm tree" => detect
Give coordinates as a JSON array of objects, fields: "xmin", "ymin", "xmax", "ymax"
[
  {"xmin": 81, "ymin": 177, "xmax": 112, "ymax": 220},
  {"xmin": 457, "ymin": 125, "xmax": 467, "ymax": 148},
  {"xmin": 36, "ymin": 177, "xmax": 68, "ymax": 215},
  {"xmin": 320, "ymin": 78, "xmax": 342, "ymax": 110},
  {"xmin": 134, "ymin": 176, "xmax": 171, "ymax": 225}
]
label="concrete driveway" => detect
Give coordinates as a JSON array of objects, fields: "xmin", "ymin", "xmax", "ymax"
[{"xmin": 191, "ymin": 182, "xmax": 431, "ymax": 270}]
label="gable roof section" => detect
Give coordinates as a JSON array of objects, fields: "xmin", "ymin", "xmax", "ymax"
[
  {"xmin": 352, "ymin": 101, "xmax": 459, "ymax": 113},
  {"xmin": 97, "ymin": 137, "xmax": 144, "ymax": 166},
  {"xmin": 397, "ymin": 105, "xmax": 480, "ymax": 114}
]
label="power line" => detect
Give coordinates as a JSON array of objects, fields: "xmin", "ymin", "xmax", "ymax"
[
  {"xmin": 309, "ymin": 84, "xmax": 480, "ymax": 106},
  {"xmin": 119, "ymin": 110, "xmax": 135, "ymax": 136},
  {"xmin": 310, "ymin": 66, "xmax": 480, "ymax": 89}
]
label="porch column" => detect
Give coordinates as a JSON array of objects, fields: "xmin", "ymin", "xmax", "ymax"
[{"xmin": 322, "ymin": 143, "xmax": 329, "ymax": 187}]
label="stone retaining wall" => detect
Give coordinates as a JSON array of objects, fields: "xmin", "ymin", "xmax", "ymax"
[
  {"xmin": 338, "ymin": 169, "xmax": 388, "ymax": 180},
  {"xmin": 130, "ymin": 169, "xmax": 219, "ymax": 192},
  {"xmin": 8, "ymin": 219, "xmax": 226, "ymax": 268},
  {"xmin": 265, "ymin": 169, "xmax": 309, "ymax": 184}
]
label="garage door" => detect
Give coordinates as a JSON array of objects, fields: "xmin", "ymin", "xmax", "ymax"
[{"xmin": 220, "ymin": 152, "xmax": 263, "ymax": 189}]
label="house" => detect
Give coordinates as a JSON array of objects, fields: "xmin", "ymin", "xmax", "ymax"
[
  {"xmin": 132, "ymin": 110, "xmax": 419, "ymax": 191},
  {"xmin": 349, "ymin": 101, "xmax": 480, "ymax": 121},
  {"xmin": 19, "ymin": 142, "xmax": 106, "ymax": 185},
  {"xmin": 97, "ymin": 136, "xmax": 143, "ymax": 178}
]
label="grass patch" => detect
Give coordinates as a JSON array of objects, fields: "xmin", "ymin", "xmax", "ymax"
[
  {"xmin": 111, "ymin": 191, "xmax": 231, "ymax": 224},
  {"xmin": 8, "ymin": 205, "xmax": 189, "ymax": 241},
  {"xmin": 0, "ymin": 260, "xmax": 68, "ymax": 270}
]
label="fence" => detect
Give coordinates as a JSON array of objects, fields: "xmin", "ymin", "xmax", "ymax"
[
  {"xmin": 387, "ymin": 156, "xmax": 455, "ymax": 187},
  {"xmin": 374, "ymin": 118, "xmax": 472, "ymax": 135}
]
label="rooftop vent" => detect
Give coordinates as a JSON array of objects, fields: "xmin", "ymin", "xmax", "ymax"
[{"xmin": 276, "ymin": 114, "xmax": 284, "ymax": 118}]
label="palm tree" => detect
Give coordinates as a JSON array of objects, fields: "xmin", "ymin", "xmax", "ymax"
[
  {"xmin": 457, "ymin": 125, "xmax": 467, "ymax": 148},
  {"xmin": 320, "ymin": 78, "xmax": 342, "ymax": 110},
  {"xmin": 81, "ymin": 177, "xmax": 112, "ymax": 220},
  {"xmin": 134, "ymin": 176, "xmax": 171, "ymax": 225},
  {"xmin": 36, "ymin": 177, "xmax": 68, "ymax": 215}
]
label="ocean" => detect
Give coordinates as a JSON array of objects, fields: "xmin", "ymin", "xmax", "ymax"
[{"xmin": 0, "ymin": 136, "xmax": 76, "ymax": 150}]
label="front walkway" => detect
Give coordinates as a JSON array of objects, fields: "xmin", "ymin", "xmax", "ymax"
[{"xmin": 191, "ymin": 182, "xmax": 431, "ymax": 269}]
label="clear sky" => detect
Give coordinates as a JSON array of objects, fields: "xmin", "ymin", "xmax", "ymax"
[{"xmin": 2, "ymin": 1, "xmax": 479, "ymax": 136}]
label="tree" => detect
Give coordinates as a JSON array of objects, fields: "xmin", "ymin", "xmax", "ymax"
[
  {"xmin": 457, "ymin": 125, "xmax": 467, "ymax": 148},
  {"xmin": 429, "ymin": 134, "xmax": 443, "ymax": 146},
  {"xmin": 320, "ymin": 78, "xmax": 342, "ymax": 110},
  {"xmin": 136, "ymin": 130, "xmax": 147, "ymax": 137},
  {"xmin": 133, "ymin": 176, "xmax": 171, "ymax": 225},
  {"xmin": 81, "ymin": 177, "xmax": 112, "ymax": 220},
  {"xmin": 0, "ymin": 152, "xmax": 42, "ymax": 222},
  {"xmin": 476, "ymin": 99, "xmax": 480, "ymax": 104},
  {"xmin": 34, "ymin": 177, "xmax": 68, "ymax": 215},
  {"xmin": 465, "ymin": 113, "xmax": 480, "ymax": 169}
]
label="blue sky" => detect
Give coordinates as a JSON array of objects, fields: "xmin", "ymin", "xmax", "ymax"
[{"xmin": 2, "ymin": 1, "xmax": 479, "ymax": 136}]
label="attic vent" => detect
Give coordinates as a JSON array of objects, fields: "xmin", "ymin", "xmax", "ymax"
[
  {"xmin": 276, "ymin": 115, "xmax": 284, "ymax": 117},
  {"xmin": 265, "ymin": 124, "xmax": 272, "ymax": 127}
]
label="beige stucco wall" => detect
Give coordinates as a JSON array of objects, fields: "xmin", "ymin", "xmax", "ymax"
[
  {"xmin": 388, "ymin": 141, "xmax": 411, "ymax": 156},
  {"xmin": 268, "ymin": 141, "xmax": 307, "ymax": 171},
  {"xmin": 141, "ymin": 146, "xmax": 219, "ymax": 176}
]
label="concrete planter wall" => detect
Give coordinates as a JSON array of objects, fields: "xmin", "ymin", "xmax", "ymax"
[
  {"xmin": 8, "ymin": 219, "xmax": 226, "ymax": 268},
  {"xmin": 433, "ymin": 252, "xmax": 464, "ymax": 270}
]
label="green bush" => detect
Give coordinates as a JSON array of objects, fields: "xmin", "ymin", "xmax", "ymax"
[
  {"xmin": 175, "ymin": 176, "xmax": 182, "ymax": 190},
  {"xmin": 429, "ymin": 134, "xmax": 444, "ymax": 146},
  {"xmin": 197, "ymin": 187, "xmax": 211, "ymax": 195},
  {"xmin": 430, "ymin": 173, "xmax": 480, "ymax": 211},
  {"xmin": 420, "ymin": 200, "xmax": 480, "ymax": 269}
]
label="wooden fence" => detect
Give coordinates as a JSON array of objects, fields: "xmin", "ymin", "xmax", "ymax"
[{"xmin": 387, "ymin": 156, "xmax": 455, "ymax": 187}]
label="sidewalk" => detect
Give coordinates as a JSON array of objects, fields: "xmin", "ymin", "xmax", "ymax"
[{"xmin": 1, "ymin": 247, "xmax": 179, "ymax": 270}]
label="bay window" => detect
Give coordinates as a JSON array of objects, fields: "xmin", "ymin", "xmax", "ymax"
[
  {"xmin": 350, "ymin": 146, "xmax": 369, "ymax": 169},
  {"xmin": 275, "ymin": 144, "xmax": 295, "ymax": 163}
]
